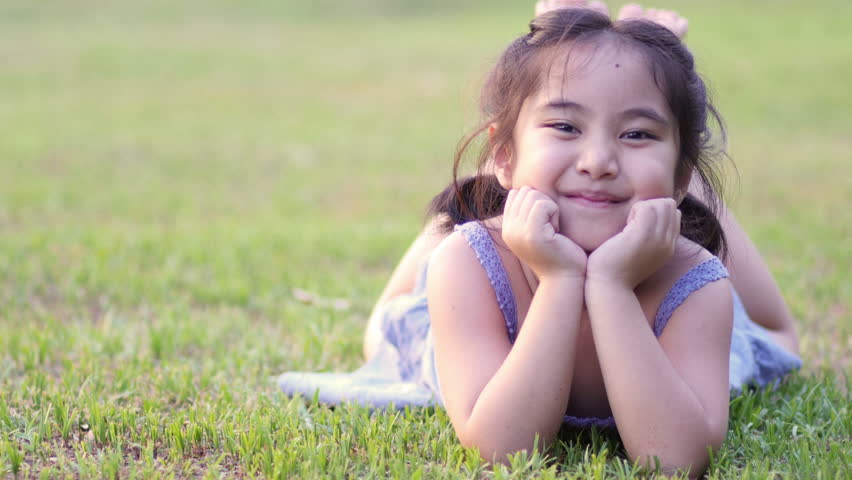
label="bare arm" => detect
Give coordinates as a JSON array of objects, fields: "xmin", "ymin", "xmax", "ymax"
[
  {"xmin": 586, "ymin": 277, "xmax": 732, "ymax": 475},
  {"xmin": 430, "ymin": 188, "xmax": 589, "ymax": 462},
  {"xmin": 690, "ymin": 182, "xmax": 800, "ymax": 355},
  {"xmin": 428, "ymin": 233, "xmax": 585, "ymax": 463},
  {"xmin": 716, "ymin": 206, "xmax": 799, "ymax": 354},
  {"xmin": 585, "ymin": 200, "xmax": 731, "ymax": 475}
]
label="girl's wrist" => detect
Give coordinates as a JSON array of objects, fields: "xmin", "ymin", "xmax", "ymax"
[
  {"xmin": 535, "ymin": 271, "xmax": 587, "ymax": 300},
  {"xmin": 537, "ymin": 267, "xmax": 587, "ymax": 284},
  {"xmin": 584, "ymin": 274, "xmax": 634, "ymax": 299},
  {"xmin": 583, "ymin": 280, "xmax": 641, "ymax": 329}
]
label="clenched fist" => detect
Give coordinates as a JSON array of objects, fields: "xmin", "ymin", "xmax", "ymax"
[
  {"xmin": 501, "ymin": 186, "xmax": 588, "ymax": 280},
  {"xmin": 586, "ymin": 198, "xmax": 681, "ymax": 288}
]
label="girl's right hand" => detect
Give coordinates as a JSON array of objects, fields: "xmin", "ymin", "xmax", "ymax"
[{"xmin": 502, "ymin": 186, "xmax": 587, "ymax": 279}]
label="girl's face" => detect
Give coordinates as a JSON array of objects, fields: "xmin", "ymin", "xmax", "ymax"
[{"xmin": 496, "ymin": 42, "xmax": 684, "ymax": 252}]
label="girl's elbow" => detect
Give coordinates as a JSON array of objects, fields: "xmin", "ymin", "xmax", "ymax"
[
  {"xmin": 464, "ymin": 441, "xmax": 513, "ymax": 466},
  {"xmin": 457, "ymin": 430, "xmax": 507, "ymax": 465},
  {"xmin": 456, "ymin": 424, "xmax": 555, "ymax": 465},
  {"xmin": 469, "ymin": 441, "xmax": 541, "ymax": 467},
  {"xmin": 626, "ymin": 439, "xmax": 721, "ymax": 478},
  {"xmin": 627, "ymin": 451, "xmax": 708, "ymax": 479}
]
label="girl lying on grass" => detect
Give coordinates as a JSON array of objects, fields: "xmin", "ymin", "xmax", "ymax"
[{"xmin": 280, "ymin": 2, "xmax": 801, "ymax": 476}]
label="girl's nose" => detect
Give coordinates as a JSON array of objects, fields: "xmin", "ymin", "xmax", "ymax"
[{"xmin": 575, "ymin": 139, "xmax": 619, "ymax": 179}]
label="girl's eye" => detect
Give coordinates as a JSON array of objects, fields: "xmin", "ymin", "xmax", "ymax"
[
  {"xmin": 622, "ymin": 130, "xmax": 658, "ymax": 141},
  {"xmin": 548, "ymin": 122, "xmax": 579, "ymax": 134}
]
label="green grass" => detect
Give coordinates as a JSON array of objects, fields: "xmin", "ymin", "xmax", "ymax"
[{"xmin": 1, "ymin": 0, "xmax": 850, "ymax": 478}]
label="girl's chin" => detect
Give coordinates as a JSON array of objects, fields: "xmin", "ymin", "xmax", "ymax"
[
  {"xmin": 580, "ymin": 242, "xmax": 606, "ymax": 255},
  {"xmin": 559, "ymin": 217, "xmax": 626, "ymax": 253},
  {"xmin": 562, "ymin": 228, "xmax": 623, "ymax": 254}
]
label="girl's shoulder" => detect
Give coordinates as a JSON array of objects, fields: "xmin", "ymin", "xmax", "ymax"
[
  {"xmin": 428, "ymin": 221, "xmax": 502, "ymax": 281},
  {"xmin": 637, "ymin": 237, "xmax": 728, "ymax": 318},
  {"xmin": 637, "ymin": 237, "xmax": 732, "ymax": 336},
  {"xmin": 429, "ymin": 219, "xmax": 526, "ymax": 310},
  {"xmin": 431, "ymin": 218, "xmax": 510, "ymax": 259},
  {"xmin": 429, "ymin": 219, "xmax": 513, "ymax": 279},
  {"xmin": 645, "ymin": 237, "xmax": 720, "ymax": 290},
  {"xmin": 427, "ymin": 222, "xmax": 519, "ymax": 339}
]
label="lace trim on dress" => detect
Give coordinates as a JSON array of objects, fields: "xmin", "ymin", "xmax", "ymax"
[
  {"xmin": 653, "ymin": 258, "xmax": 729, "ymax": 337},
  {"xmin": 456, "ymin": 222, "xmax": 519, "ymax": 343}
]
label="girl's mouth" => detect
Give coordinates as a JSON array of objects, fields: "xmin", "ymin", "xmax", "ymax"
[{"xmin": 564, "ymin": 191, "xmax": 626, "ymax": 208}]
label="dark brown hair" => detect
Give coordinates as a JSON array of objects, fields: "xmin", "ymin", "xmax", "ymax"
[{"xmin": 428, "ymin": 8, "xmax": 728, "ymax": 256}]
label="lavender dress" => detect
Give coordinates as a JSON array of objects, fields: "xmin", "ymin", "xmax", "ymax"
[{"xmin": 278, "ymin": 222, "xmax": 801, "ymax": 428}]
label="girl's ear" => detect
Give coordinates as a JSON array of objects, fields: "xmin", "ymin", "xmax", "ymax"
[
  {"xmin": 674, "ymin": 168, "xmax": 694, "ymax": 204},
  {"xmin": 490, "ymin": 124, "xmax": 515, "ymax": 189}
]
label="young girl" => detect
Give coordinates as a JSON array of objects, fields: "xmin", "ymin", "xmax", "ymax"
[
  {"xmin": 362, "ymin": 1, "xmax": 800, "ymax": 365},
  {"xmin": 280, "ymin": 6, "xmax": 801, "ymax": 475}
]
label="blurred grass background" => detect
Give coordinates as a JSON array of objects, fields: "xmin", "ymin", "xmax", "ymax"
[{"xmin": 1, "ymin": 1, "xmax": 849, "ymax": 477}]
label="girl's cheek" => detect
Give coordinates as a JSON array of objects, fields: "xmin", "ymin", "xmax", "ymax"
[{"xmin": 638, "ymin": 167, "xmax": 678, "ymax": 197}]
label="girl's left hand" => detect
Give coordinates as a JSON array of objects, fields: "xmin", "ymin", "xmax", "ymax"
[{"xmin": 586, "ymin": 198, "xmax": 681, "ymax": 289}]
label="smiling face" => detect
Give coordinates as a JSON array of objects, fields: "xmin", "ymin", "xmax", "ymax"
[{"xmin": 495, "ymin": 41, "xmax": 687, "ymax": 252}]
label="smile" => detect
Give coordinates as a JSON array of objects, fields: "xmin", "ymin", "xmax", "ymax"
[{"xmin": 564, "ymin": 191, "xmax": 626, "ymax": 208}]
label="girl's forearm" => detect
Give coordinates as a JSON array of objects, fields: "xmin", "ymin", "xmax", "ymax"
[
  {"xmin": 718, "ymin": 210, "xmax": 799, "ymax": 353},
  {"xmin": 460, "ymin": 276, "xmax": 584, "ymax": 462},
  {"xmin": 690, "ymin": 182, "xmax": 799, "ymax": 354},
  {"xmin": 584, "ymin": 282, "xmax": 719, "ymax": 474}
]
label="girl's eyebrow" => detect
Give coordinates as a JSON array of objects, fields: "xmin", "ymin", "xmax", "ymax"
[
  {"xmin": 621, "ymin": 107, "xmax": 671, "ymax": 127},
  {"xmin": 540, "ymin": 100, "xmax": 586, "ymax": 113}
]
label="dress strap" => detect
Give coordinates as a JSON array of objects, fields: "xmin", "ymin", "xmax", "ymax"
[
  {"xmin": 455, "ymin": 222, "xmax": 519, "ymax": 343},
  {"xmin": 653, "ymin": 257, "xmax": 729, "ymax": 337}
]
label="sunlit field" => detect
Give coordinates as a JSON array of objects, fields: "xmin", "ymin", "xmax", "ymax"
[{"xmin": 1, "ymin": 1, "xmax": 849, "ymax": 478}]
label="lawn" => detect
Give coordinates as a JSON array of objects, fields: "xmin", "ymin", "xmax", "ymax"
[{"xmin": 0, "ymin": 1, "xmax": 849, "ymax": 478}]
